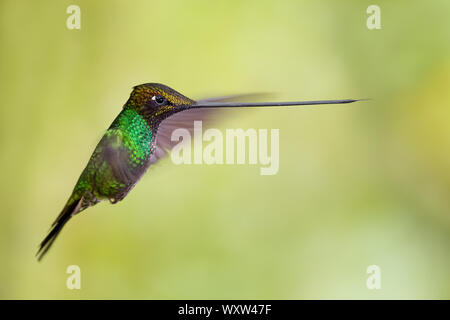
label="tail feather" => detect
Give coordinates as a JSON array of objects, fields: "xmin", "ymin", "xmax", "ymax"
[{"xmin": 36, "ymin": 198, "xmax": 81, "ymax": 261}]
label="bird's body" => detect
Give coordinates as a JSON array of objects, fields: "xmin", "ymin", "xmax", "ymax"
[
  {"xmin": 37, "ymin": 83, "xmax": 364, "ymax": 260},
  {"xmin": 70, "ymin": 108, "xmax": 154, "ymax": 207}
]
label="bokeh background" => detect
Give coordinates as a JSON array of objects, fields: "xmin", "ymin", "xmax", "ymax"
[{"xmin": 1, "ymin": 0, "xmax": 449, "ymax": 299}]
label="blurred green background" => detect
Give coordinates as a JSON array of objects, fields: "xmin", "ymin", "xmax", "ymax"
[{"xmin": 1, "ymin": 0, "xmax": 449, "ymax": 299}]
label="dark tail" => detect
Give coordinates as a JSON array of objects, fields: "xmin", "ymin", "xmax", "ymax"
[{"xmin": 36, "ymin": 199, "xmax": 81, "ymax": 261}]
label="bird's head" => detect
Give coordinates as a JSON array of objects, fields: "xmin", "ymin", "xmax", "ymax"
[
  {"xmin": 125, "ymin": 82, "xmax": 367, "ymax": 125},
  {"xmin": 125, "ymin": 83, "xmax": 195, "ymax": 121}
]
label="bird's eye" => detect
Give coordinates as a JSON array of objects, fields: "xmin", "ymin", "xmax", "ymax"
[{"xmin": 152, "ymin": 95, "xmax": 167, "ymax": 105}]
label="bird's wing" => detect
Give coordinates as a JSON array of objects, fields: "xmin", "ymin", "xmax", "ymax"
[
  {"xmin": 195, "ymin": 93, "xmax": 269, "ymax": 104},
  {"xmin": 151, "ymin": 108, "xmax": 215, "ymax": 163},
  {"xmin": 152, "ymin": 93, "xmax": 267, "ymax": 164},
  {"xmin": 155, "ymin": 109, "xmax": 214, "ymax": 151},
  {"xmin": 101, "ymin": 131, "xmax": 143, "ymax": 190}
]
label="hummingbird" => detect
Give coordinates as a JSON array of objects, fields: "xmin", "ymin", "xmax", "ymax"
[{"xmin": 36, "ymin": 83, "xmax": 364, "ymax": 261}]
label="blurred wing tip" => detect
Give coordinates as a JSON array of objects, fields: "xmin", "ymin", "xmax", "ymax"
[{"xmin": 197, "ymin": 92, "xmax": 273, "ymax": 103}]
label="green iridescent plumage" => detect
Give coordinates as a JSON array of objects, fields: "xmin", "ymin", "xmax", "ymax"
[{"xmin": 71, "ymin": 108, "xmax": 153, "ymax": 203}]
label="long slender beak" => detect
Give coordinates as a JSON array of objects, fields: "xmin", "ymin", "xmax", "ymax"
[{"xmin": 191, "ymin": 99, "xmax": 369, "ymax": 108}]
